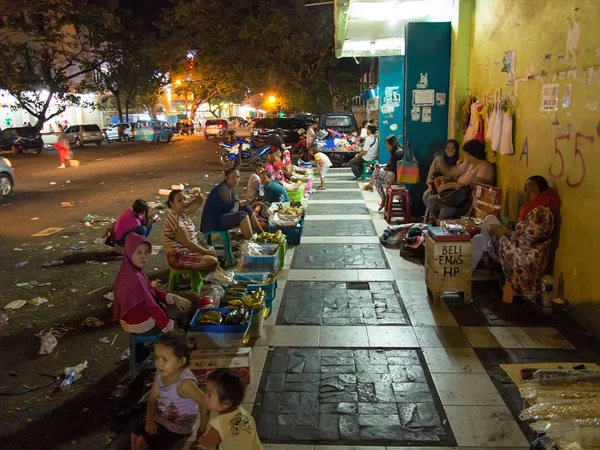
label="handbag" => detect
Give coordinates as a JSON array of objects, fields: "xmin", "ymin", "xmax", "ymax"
[
  {"xmin": 438, "ymin": 184, "xmax": 472, "ymax": 207},
  {"xmin": 396, "ymin": 140, "xmax": 420, "ymax": 184}
]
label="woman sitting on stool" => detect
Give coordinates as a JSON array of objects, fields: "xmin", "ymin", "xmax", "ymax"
[
  {"xmin": 164, "ymin": 190, "xmax": 219, "ymax": 272},
  {"xmin": 114, "ymin": 199, "xmax": 157, "ymax": 250},
  {"xmin": 364, "ymin": 135, "xmax": 403, "ymax": 210},
  {"xmin": 201, "ymin": 168, "xmax": 264, "ymax": 240},
  {"xmin": 113, "ymin": 233, "xmax": 195, "ymax": 335},
  {"xmin": 471, "ymin": 175, "xmax": 560, "ymax": 303}
]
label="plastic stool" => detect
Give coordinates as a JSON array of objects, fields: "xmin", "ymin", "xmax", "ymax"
[
  {"xmin": 204, "ymin": 230, "xmax": 234, "ymax": 267},
  {"xmin": 362, "ymin": 160, "xmax": 377, "ymax": 181},
  {"xmin": 129, "ymin": 333, "xmax": 161, "ymax": 378},
  {"xmin": 168, "ymin": 269, "xmax": 204, "ymax": 294},
  {"xmin": 384, "ymin": 185, "xmax": 411, "ymax": 223}
]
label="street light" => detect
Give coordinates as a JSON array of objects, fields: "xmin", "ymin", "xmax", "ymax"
[
  {"xmin": 268, "ymin": 95, "xmax": 276, "ymax": 104},
  {"xmin": 174, "ymin": 79, "xmax": 182, "ymax": 86}
]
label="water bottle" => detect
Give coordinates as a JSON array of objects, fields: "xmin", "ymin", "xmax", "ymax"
[{"xmin": 60, "ymin": 371, "xmax": 76, "ymax": 391}]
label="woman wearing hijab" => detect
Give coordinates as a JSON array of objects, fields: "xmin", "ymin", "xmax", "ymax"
[
  {"xmin": 113, "ymin": 233, "xmax": 194, "ymax": 335},
  {"xmin": 422, "ymin": 139, "xmax": 462, "ymax": 206},
  {"xmin": 471, "ymin": 175, "xmax": 560, "ymax": 303}
]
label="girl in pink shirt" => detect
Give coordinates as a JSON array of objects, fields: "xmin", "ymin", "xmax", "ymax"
[{"xmin": 114, "ymin": 199, "xmax": 157, "ymax": 248}]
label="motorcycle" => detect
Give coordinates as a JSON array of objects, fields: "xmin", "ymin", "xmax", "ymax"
[{"xmin": 218, "ymin": 137, "xmax": 270, "ymax": 167}]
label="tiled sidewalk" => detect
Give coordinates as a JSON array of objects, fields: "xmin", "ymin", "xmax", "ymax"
[{"xmin": 184, "ymin": 168, "xmax": 599, "ymax": 450}]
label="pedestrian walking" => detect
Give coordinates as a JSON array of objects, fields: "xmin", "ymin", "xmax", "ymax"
[{"xmin": 55, "ymin": 124, "xmax": 71, "ymax": 169}]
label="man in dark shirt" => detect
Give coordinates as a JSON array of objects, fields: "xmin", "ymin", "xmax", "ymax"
[
  {"xmin": 260, "ymin": 171, "xmax": 290, "ymax": 203},
  {"xmin": 268, "ymin": 129, "xmax": 285, "ymax": 153}
]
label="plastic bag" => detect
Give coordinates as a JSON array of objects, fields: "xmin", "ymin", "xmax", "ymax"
[
  {"xmin": 204, "ymin": 267, "xmax": 235, "ymax": 286},
  {"xmin": 39, "ymin": 333, "xmax": 58, "ymax": 355},
  {"xmin": 530, "ymin": 368, "xmax": 600, "ymax": 385}
]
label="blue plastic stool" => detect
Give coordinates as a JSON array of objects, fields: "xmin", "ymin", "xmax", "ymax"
[
  {"xmin": 129, "ymin": 333, "xmax": 161, "ymax": 378},
  {"xmin": 204, "ymin": 230, "xmax": 235, "ymax": 267},
  {"xmin": 168, "ymin": 269, "xmax": 204, "ymax": 294}
]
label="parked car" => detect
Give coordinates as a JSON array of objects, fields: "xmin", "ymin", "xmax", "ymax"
[
  {"xmin": 134, "ymin": 120, "xmax": 173, "ymax": 143},
  {"xmin": 251, "ymin": 117, "xmax": 313, "ymax": 144},
  {"xmin": 0, "ymin": 157, "xmax": 15, "ymax": 197},
  {"xmin": 105, "ymin": 123, "xmax": 136, "ymax": 141},
  {"xmin": 318, "ymin": 113, "xmax": 359, "ymax": 134},
  {"xmin": 64, "ymin": 124, "xmax": 103, "ymax": 147},
  {"xmin": 0, "ymin": 127, "xmax": 44, "ymax": 154},
  {"xmin": 204, "ymin": 119, "xmax": 230, "ymax": 139}
]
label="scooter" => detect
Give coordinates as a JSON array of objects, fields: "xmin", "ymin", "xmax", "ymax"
[{"xmin": 218, "ymin": 139, "xmax": 270, "ymax": 167}]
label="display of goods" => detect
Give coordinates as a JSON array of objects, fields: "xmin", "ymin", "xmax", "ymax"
[
  {"xmin": 205, "ymin": 266, "xmax": 235, "ymax": 286},
  {"xmin": 194, "ymin": 307, "xmax": 250, "ymax": 326},
  {"xmin": 274, "ymin": 204, "xmax": 304, "ymax": 217},
  {"xmin": 256, "ymin": 230, "xmax": 286, "ymax": 245},
  {"xmin": 223, "ymin": 288, "xmax": 266, "ymax": 311}
]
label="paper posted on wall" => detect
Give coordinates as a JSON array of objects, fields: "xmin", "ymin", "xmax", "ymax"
[
  {"xmin": 411, "ymin": 107, "xmax": 421, "ymax": 121},
  {"xmin": 540, "ymin": 84, "xmax": 559, "ymax": 111},
  {"xmin": 422, "ymin": 107, "xmax": 432, "ymax": 122}
]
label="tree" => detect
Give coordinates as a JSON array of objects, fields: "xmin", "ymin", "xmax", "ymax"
[{"xmin": 0, "ymin": 1, "xmax": 117, "ymax": 126}]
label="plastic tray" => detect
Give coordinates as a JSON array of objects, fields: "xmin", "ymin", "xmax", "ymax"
[
  {"xmin": 233, "ymin": 272, "xmax": 278, "ymax": 303},
  {"xmin": 268, "ymin": 216, "xmax": 304, "ymax": 246},
  {"xmin": 238, "ymin": 244, "xmax": 280, "ymax": 272},
  {"xmin": 189, "ymin": 308, "xmax": 251, "ymax": 348}
]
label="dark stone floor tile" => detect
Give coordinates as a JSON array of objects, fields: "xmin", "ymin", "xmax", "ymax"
[
  {"xmin": 312, "ymin": 190, "xmax": 363, "ymax": 200},
  {"xmin": 303, "ymin": 220, "xmax": 377, "ymax": 236},
  {"xmin": 291, "ymin": 244, "xmax": 388, "ymax": 270},
  {"xmin": 307, "ymin": 202, "xmax": 368, "ymax": 215}
]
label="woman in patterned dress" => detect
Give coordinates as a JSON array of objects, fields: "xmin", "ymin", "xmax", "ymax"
[{"xmin": 471, "ymin": 176, "xmax": 560, "ymax": 302}]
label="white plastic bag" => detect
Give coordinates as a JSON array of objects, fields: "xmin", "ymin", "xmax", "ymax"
[{"xmin": 39, "ymin": 333, "xmax": 58, "ymax": 354}]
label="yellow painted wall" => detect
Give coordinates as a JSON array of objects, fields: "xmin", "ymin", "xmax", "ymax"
[{"xmin": 465, "ymin": 0, "xmax": 600, "ymax": 333}]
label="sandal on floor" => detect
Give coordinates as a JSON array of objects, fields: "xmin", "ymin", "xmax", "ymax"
[{"xmin": 316, "ymin": 187, "xmax": 326, "ymax": 190}]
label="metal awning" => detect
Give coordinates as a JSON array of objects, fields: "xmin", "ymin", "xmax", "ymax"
[{"xmin": 334, "ymin": 0, "xmax": 454, "ymax": 57}]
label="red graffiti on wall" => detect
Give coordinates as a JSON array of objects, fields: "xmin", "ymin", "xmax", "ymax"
[{"xmin": 548, "ymin": 132, "xmax": 595, "ymax": 187}]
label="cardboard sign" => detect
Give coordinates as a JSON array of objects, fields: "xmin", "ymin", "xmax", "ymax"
[{"xmin": 189, "ymin": 348, "xmax": 251, "ymax": 385}]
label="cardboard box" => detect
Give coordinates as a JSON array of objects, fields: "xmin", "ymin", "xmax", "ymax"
[{"xmin": 189, "ymin": 348, "xmax": 251, "ymax": 385}]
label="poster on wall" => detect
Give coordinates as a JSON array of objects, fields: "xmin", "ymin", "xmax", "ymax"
[
  {"xmin": 562, "ymin": 84, "xmax": 572, "ymax": 108},
  {"xmin": 411, "ymin": 107, "xmax": 421, "ymax": 121},
  {"xmin": 422, "ymin": 107, "xmax": 432, "ymax": 122},
  {"xmin": 540, "ymin": 84, "xmax": 559, "ymax": 111},
  {"xmin": 412, "ymin": 89, "xmax": 435, "ymax": 106},
  {"xmin": 384, "ymin": 86, "xmax": 401, "ymax": 107},
  {"xmin": 416, "ymin": 73, "xmax": 428, "ymax": 89},
  {"xmin": 501, "ymin": 49, "xmax": 516, "ymax": 85},
  {"xmin": 435, "ymin": 93, "xmax": 446, "ymax": 106}
]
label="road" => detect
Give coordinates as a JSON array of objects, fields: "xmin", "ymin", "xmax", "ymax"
[{"xmin": 0, "ymin": 132, "xmax": 249, "ymax": 449}]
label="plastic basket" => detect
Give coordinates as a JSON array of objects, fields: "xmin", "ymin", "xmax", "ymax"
[
  {"xmin": 238, "ymin": 244, "xmax": 280, "ymax": 273},
  {"xmin": 233, "ymin": 273, "xmax": 278, "ymax": 304},
  {"xmin": 286, "ymin": 188, "xmax": 305, "ymax": 203},
  {"xmin": 189, "ymin": 308, "xmax": 251, "ymax": 348},
  {"xmin": 268, "ymin": 216, "xmax": 304, "ymax": 246}
]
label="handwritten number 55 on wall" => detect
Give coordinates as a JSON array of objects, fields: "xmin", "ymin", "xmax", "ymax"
[{"xmin": 549, "ymin": 133, "xmax": 595, "ymax": 188}]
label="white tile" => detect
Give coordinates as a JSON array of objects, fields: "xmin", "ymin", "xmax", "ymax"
[
  {"xmin": 271, "ymin": 325, "xmax": 320, "ymax": 346},
  {"xmin": 265, "ymin": 305, "xmax": 279, "ymax": 326},
  {"xmin": 307, "ymin": 200, "xmax": 365, "ymax": 204},
  {"xmin": 275, "ymin": 269, "xmax": 290, "ymax": 281},
  {"xmin": 358, "ymin": 269, "xmax": 395, "ymax": 281},
  {"xmin": 304, "ymin": 215, "xmax": 372, "ymax": 220},
  {"xmin": 262, "ymin": 444, "xmax": 314, "ymax": 450},
  {"xmin": 320, "ymin": 326, "xmax": 369, "ymax": 347},
  {"xmin": 315, "ymin": 446, "xmax": 386, "ymax": 450},
  {"xmin": 510, "ymin": 327, "xmax": 574, "ymax": 349},
  {"xmin": 371, "ymin": 218, "xmax": 389, "ymax": 235},
  {"xmin": 431, "ymin": 373, "xmax": 504, "ymax": 406},
  {"xmin": 313, "ymin": 188, "xmax": 361, "ymax": 192},
  {"xmin": 326, "ymin": 180, "xmax": 359, "ymax": 184},
  {"xmin": 300, "ymin": 237, "xmax": 326, "ymax": 244},
  {"xmin": 388, "ymin": 448, "xmax": 458, "ymax": 450},
  {"xmin": 287, "ymin": 269, "xmax": 324, "ymax": 281},
  {"xmin": 399, "ymin": 291, "xmax": 435, "ymax": 309},
  {"xmin": 413, "ymin": 326, "xmax": 471, "ymax": 348},
  {"xmin": 396, "ymin": 279, "xmax": 428, "ymax": 295},
  {"xmin": 392, "ymin": 268, "xmax": 427, "ymax": 281},
  {"xmin": 249, "ymin": 325, "xmax": 273, "ymax": 348},
  {"xmin": 488, "ymin": 327, "xmax": 523, "ymax": 348},
  {"xmin": 321, "ymin": 270, "xmax": 359, "ymax": 281},
  {"xmin": 322, "ymin": 236, "xmax": 380, "ymax": 244},
  {"xmin": 422, "ymin": 348, "xmax": 486, "ymax": 374},
  {"xmin": 462, "ymin": 327, "xmax": 502, "ymax": 348},
  {"xmin": 244, "ymin": 371, "xmax": 262, "ymax": 403},
  {"xmin": 458, "ymin": 448, "xmax": 528, "ymax": 450},
  {"xmin": 250, "ymin": 346, "xmax": 268, "ymax": 372},
  {"xmin": 366, "ymin": 326, "xmax": 419, "ymax": 347},
  {"xmin": 408, "ymin": 308, "xmax": 458, "ymax": 327},
  {"xmin": 444, "ymin": 405, "xmax": 529, "ymax": 447}
]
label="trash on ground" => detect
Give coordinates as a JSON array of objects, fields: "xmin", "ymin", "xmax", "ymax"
[
  {"xmin": 81, "ymin": 214, "xmax": 114, "ymax": 227},
  {"xmin": 0, "ymin": 312, "xmax": 9, "ymax": 325},
  {"xmin": 39, "ymin": 333, "xmax": 58, "ymax": 355},
  {"xmin": 151, "ymin": 245, "xmax": 163, "ymax": 256},
  {"xmin": 68, "ymin": 245, "xmax": 86, "ymax": 251},
  {"xmin": 43, "ymin": 260, "xmax": 64, "ymax": 267},
  {"xmin": 171, "ymin": 183, "xmax": 184, "ymax": 190},
  {"xmin": 112, "ymin": 384, "xmax": 129, "ymax": 398},
  {"xmin": 28, "ymin": 297, "xmax": 49, "ymax": 306},
  {"xmin": 103, "ymin": 292, "xmax": 114, "ymax": 301},
  {"xmin": 30, "ymin": 217, "xmax": 39, "ymax": 221},
  {"xmin": 13, "ymin": 248, "xmax": 23, "ymax": 251},
  {"xmin": 158, "ymin": 189, "xmax": 171, "ymax": 196},
  {"xmin": 98, "ymin": 337, "xmax": 110, "ymax": 344},
  {"xmin": 13, "ymin": 261, "xmax": 29, "ymax": 269},
  {"xmin": 16, "ymin": 282, "xmax": 31, "ymax": 287},
  {"xmin": 61, "ymin": 201, "xmax": 75, "ymax": 207},
  {"xmin": 49, "ymin": 182, "xmax": 57, "ymax": 185},
  {"xmin": 60, "ymin": 361, "xmax": 88, "ymax": 391},
  {"xmin": 82, "ymin": 317, "xmax": 104, "ymax": 328},
  {"xmin": 35, "ymin": 325, "xmax": 75, "ymax": 339},
  {"xmin": 120, "ymin": 348, "xmax": 130, "ymax": 361},
  {"xmin": 32, "ymin": 227, "xmax": 64, "ymax": 237},
  {"xmin": 44, "ymin": 246, "xmax": 54, "ymax": 250},
  {"xmin": 94, "ymin": 238, "xmax": 104, "ymax": 245},
  {"xmin": 5, "ymin": 300, "xmax": 27, "ymax": 310}
]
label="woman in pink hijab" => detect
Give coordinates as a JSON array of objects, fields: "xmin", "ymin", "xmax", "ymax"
[{"xmin": 113, "ymin": 233, "xmax": 194, "ymax": 335}]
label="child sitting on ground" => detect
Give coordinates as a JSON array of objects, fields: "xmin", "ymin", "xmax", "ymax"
[
  {"xmin": 131, "ymin": 331, "xmax": 209, "ymax": 450},
  {"xmin": 309, "ymin": 148, "xmax": 332, "ymax": 190},
  {"xmin": 246, "ymin": 163, "xmax": 264, "ymax": 202},
  {"xmin": 197, "ymin": 368, "xmax": 262, "ymax": 450}
]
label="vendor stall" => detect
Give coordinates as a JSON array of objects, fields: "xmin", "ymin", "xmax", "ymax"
[{"xmin": 314, "ymin": 129, "xmax": 361, "ymax": 167}]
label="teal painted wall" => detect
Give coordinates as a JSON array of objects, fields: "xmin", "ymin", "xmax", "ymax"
[{"xmin": 378, "ymin": 56, "xmax": 405, "ymax": 165}]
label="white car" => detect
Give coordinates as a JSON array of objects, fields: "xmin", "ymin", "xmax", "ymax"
[
  {"xmin": 105, "ymin": 123, "xmax": 136, "ymax": 142},
  {"xmin": 0, "ymin": 157, "xmax": 15, "ymax": 197}
]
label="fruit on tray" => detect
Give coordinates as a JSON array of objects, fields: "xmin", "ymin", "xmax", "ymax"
[{"xmin": 256, "ymin": 230, "xmax": 286, "ymax": 245}]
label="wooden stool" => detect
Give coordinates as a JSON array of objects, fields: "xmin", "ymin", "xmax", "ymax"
[
  {"xmin": 424, "ymin": 228, "xmax": 472, "ymax": 304},
  {"xmin": 168, "ymin": 269, "xmax": 204, "ymax": 294},
  {"xmin": 204, "ymin": 230, "xmax": 235, "ymax": 267},
  {"xmin": 384, "ymin": 185, "xmax": 411, "ymax": 223},
  {"xmin": 129, "ymin": 333, "xmax": 161, "ymax": 378},
  {"xmin": 362, "ymin": 160, "xmax": 377, "ymax": 181}
]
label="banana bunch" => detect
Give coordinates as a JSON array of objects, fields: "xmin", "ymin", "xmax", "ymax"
[
  {"xmin": 256, "ymin": 230, "xmax": 286, "ymax": 245},
  {"xmin": 243, "ymin": 289, "xmax": 266, "ymax": 310},
  {"xmin": 276, "ymin": 204, "xmax": 304, "ymax": 216}
]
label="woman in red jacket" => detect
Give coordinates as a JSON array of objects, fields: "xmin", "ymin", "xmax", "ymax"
[{"xmin": 113, "ymin": 233, "xmax": 194, "ymax": 335}]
